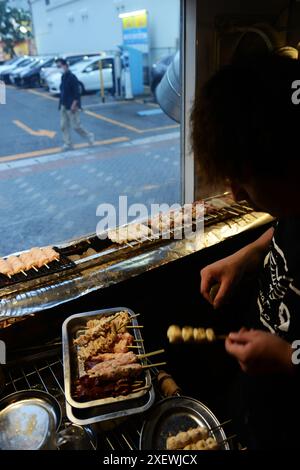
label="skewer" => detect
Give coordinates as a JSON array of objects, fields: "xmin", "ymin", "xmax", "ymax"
[
  {"xmin": 32, "ymin": 265, "xmax": 39, "ymax": 272},
  {"xmin": 209, "ymin": 419, "xmax": 232, "ymax": 433},
  {"xmin": 130, "ymin": 313, "xmax": 140, "ymax": 319},
  {"xmin": 141, "ymin": 362, "xmax": 166, "ymax": 369},
  {"xmin": 134, "ymin": 339, "xmax": 144, "ymax": 343},
  {"xmin": 44, "ymin": 263, "xmax": 50, "ymax": 269},
  {"xmin": 138, "ymin": 349, "xmax": 164, "ymax": 359},
  {"xmin": 128, "ymin": 345, "xmax": 141, "ymax": 349},
  {"xmin": 21, "ymin": 270, "xmax": 27, "ymax": 277},
  {"xmin": 127, "ymin": 325, "xmax": 144, "ymax": 329},
  {"xmin": 131, "ymin": 386, "xmax": 150, "ymax": 393},
  {"xmin": 218, "ymin": 434, "xmax": 237, "ymax": 446},
  {"xmin": 217, "ymin": 334, "xmax": 227, "ymax": 340}
]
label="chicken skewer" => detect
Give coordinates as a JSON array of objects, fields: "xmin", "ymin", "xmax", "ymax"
[
  {"xmin": 166, "ymin": 426, "xmax": 209, "ymax": 450},
  {"xmin": 167, "ymin": 325, "xmax": 226, "ymax": 344},
  {"xmin": 0, "ymin": 246, "xmax": 60, "ymax": 278}
]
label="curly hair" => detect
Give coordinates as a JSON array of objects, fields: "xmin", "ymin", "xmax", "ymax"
[{"xmin": 191, "ymin": 54, "xmax": 300, "ymax": 186}]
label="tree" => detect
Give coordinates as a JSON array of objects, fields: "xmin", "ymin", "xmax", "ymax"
[{"xmin": 0, "ymin": 0, "xmax": 31, "ymax": 57}]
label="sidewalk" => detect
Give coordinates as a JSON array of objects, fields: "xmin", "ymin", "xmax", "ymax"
[{"xmin": 0, "ymin": 131, "xmax": 180, "ymax": 255}]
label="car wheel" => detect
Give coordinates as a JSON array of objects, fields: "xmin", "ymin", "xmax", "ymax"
[{"xmin": 78, "ymin": 82, "xmax": 85, "ymax": 95}]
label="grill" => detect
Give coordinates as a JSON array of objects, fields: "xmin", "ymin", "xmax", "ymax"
[
  {"xmin": 59, "ymin": 200, "xmax": 256, "ymax": 260},
  {"xmin": 2, "ymin": 350, "xmax": 159, "ymax": 450},
  {"xmin": 0, "ymin": 249, "xmax": 75, "ymax": 289},
  {"xmin": 2, "ymin": 350, "xmax": 238, "ymax": 450}
]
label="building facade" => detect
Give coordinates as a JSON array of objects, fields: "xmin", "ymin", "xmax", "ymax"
[{"xmin": 30, "ymin": 0, "xmax": 180, "ymax": 64}]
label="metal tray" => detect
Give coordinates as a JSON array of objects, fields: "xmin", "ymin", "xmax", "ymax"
[
  {"xmin": 139, "ymin": 396, "xmax": 230, "ymax": 450},
  {"xmin": 65, "ymin": 383, "xmax": 155, "ymax": 425},
  {"xmin": 62, "ymin": 307, "xmax": 151, "ymax": 409}
]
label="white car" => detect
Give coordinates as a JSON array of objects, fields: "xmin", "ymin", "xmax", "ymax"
[{"xmin": 47, "ymin": 56, "xmax": 114, "ymax": 95}]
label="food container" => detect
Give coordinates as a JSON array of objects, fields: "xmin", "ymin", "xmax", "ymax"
[
  {"xmin": 65, "ymin": 385, "xmax": 155, "ymax": 426},
  {"xmin": 62, "ymin": 307, "xmax": 154, "ymax": 423}
]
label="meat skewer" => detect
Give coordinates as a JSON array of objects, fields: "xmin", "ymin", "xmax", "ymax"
[
  {"xmin": 166, "ymin": 426, "xmax": 209, "ymax": 450},
  {"xmin": 167, "ymin": 325, "xmax": 226, "ymax": 344}
]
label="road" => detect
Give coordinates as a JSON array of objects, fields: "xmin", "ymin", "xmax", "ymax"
[{"xmin": 0, "ymin": 86, "xmax": 181, "ymax": 255}]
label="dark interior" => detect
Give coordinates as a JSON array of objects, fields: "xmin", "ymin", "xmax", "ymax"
[{"xmin": 0, "ymin": 223, "xmax": 270, "ymax": 447}]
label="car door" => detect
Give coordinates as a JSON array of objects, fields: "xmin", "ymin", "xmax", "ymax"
[{"xmin": 81, "ymin": 60, "xmax": 100, "ymax": 91}]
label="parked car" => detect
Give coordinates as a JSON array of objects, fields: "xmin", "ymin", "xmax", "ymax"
[
  {"xmin": 0, "ymin": 56, "xmax": 21, "ymax": 74},
  {"xmin": 9, "ymin": 57, "xmax": 41, "ymax": 85},
  {"xmin": 11, "ymin": 56, "xmax": 55, "ymax": 87},
  {"xmin": 40, "ymin": 53, "xmax": 99, "ymax": 87},
  {"xmin": 150, "ymin": 54, "xmax": 174, "ymax": 94},
  {"xmin": 47, "ymin": 55, "xmax": 114, "ymax": 95},
  {"xmin": 0, "ymin": 56, "xmax": 32, "ymax": 83}
]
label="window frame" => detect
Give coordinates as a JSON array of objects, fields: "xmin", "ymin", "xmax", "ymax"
[{"xmin": 181, "ymin": 0, "xmax": 196, "ymax": 204}]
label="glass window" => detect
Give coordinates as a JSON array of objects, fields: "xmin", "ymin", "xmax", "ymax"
[{"xmin": 0, "ymin": 0, "xmax": 182, "ymax": 255}]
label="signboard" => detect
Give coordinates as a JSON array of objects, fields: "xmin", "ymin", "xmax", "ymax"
[{"xmin": 121, "ymin": 10, "xmax": 149, "ymax": 53}]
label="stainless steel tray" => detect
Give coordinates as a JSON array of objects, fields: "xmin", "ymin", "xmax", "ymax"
[
  {"xmin": 65, "ymin": 383, "xmax": 155, "ymax": 425},
  {"xmin": 139, "ymin": 396, "xmax": 230, "ymax": 450},
  {"xmin": 62, "ymin": 307, "xmax": 151, "ymax": 409}
]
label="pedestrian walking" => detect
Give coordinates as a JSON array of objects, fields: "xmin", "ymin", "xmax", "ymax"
[{"xmin": 56, "ymin": 58, "xmax": 94, "ymax": 151}]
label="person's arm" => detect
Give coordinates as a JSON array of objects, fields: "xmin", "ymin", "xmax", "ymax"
[
  {"xmin": 70, "ymin": 75, "xmax": 80, "ymax": 112},
  {"xmin": 201, "ymin": 227, "xmax": 274, "ymax": 307}
]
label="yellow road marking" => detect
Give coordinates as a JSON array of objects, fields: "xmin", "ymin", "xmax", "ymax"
[
  {"xmin": 0, "ymin": 136, "xmax": 129, "ymax": 163},
  {"xmin": 13, "ymin": 119, "xmax": 56, "ymax": 138},
  {"xmin": 25, "ymin": 89, "xmax": 57, "ymax": 101},
  {"xmin": 85, "ymin": 110, "xmax": 179, "ymax": 134},
  {"xmin": 84, "ymin": 109, "xmax": 142, "ymax": 133},
  {"xmin": 142, "ymin": 124, "xmax": 179, "ymax": 133}
]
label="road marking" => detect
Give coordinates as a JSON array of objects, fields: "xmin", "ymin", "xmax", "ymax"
[
  {"xmin": 84, "ymin": 109, "xmax": 142, "ymax": 133},
  {"xmin": 25, "ymin": 89, "xmax": 57, "ymax": 101},
  {"xmin": 0, "ymin": 136, "xmax": 129, "ymax": 163},
  {"xmin": 142, "ymin": 124, "xmax": 179, "ymax": 133},
  {"xmin": 13, "ymin": 119, "xmax": 56, "ymax": 138},
  {"xmin": 84, "ymin": 109, "xmax": 179, "ymax": 134}
]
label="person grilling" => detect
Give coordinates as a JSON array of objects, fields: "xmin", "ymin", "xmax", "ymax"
[
  {"xmin": 56, "ymin": 58, "xmax": 94, "ymax": 151},
  {"xmin": 191, "ymin": 53, "xmax": 300, "ymax": 449}
]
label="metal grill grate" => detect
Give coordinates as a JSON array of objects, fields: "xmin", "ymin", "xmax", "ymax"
[
  {"xmin": 3, "ymin": 354, "xmax": 237, "ymax": 450},
  {"xmin": 3, "ymin": 352, "xmax": 159, "ymax": 451}
]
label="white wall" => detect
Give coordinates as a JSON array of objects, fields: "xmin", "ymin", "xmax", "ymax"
[
  {"xmin": 9, "ymin": 0, "xmax": 29, "ymax": 10},
  {"xmin": 31, "ymin": 0, "xmax": 180, "ymax": 60}
]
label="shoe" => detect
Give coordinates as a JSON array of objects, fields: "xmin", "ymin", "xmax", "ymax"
[
  {"xmin": 62, "ymin": 144, "xmax": 73, "ymax": 152},
  {"xmin": 88, "ymin": 133, "xmax": 95, "ymax": 146}
]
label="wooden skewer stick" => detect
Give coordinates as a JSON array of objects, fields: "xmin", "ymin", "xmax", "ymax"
[
  {"xmin": 138, "ymin": 349, "xmax": 165, "ymax": 359},
  {"xmin": 128, "ymin": 345, "xmax": 141, "ymax": 349},
  {"xmin": 32, "ymin": 265, "xmax": 39, "ymax": 272},
  {"xmin": 217, "ymin": 334, "xmax": 227, "ymax": 340},
  {"xmin": 141, "ymin": 362, "xmax": 167, "ymax": 369},
  {"xmin": 127, "ymin": 325, "xmax": 144, "ymax": 329},
  {"xmin": 129, "ymin": 313, "xmax": 140, "ymax": 319},
  {"xmin": 21, "ymin": 270, "xmax": 27, "ymax": 277},
  {"xmin": 44, "ymin": 263, "xmax": 50, "ymax": 269},
  {"xmin": 132, "ymin": 386, "xmax": 150, "ymax": 393},
  {"xmin": 134, "ymin": 339, "xmax": 144, "ymax": 343}
]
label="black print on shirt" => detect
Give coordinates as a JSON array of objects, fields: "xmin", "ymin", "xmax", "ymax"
[{"xmin": 257, "ymin": 239, "xmax": 294, "ymax": 334}]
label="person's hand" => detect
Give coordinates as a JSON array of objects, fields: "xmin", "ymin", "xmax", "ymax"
[
  {"xmin": 225, "ymin": 328, "xmax": 294, "ymax": 375},
  {"xmin": 200, "ymin": 255, "xmax": 244, "ymax": 308},
  {"xmin": 70, "ymin": 102, "xmax": 78, "ymax": 113}
]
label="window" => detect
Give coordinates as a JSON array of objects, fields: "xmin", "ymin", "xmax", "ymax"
[{"xmin": 0, "ymin": 0, "xmax": 183, "ymax": 255}]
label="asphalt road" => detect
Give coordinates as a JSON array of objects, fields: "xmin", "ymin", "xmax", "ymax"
[{"xmin": 0, "ymin": 86, "xmax": 181, "ymax": 255}]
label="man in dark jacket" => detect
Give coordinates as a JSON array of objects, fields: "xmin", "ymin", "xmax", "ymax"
[{"xmin": 56, "ymin": 58, "xmax": 94, "ymax": 151}]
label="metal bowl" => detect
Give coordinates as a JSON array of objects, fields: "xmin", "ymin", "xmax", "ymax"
[
  {"xmin": 0, "ymin": 390, "xmax": 62, "ymax": 450},
  {"xmin": 139, "ymin": 395, "xmax": 230, "ymax": 450}
]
